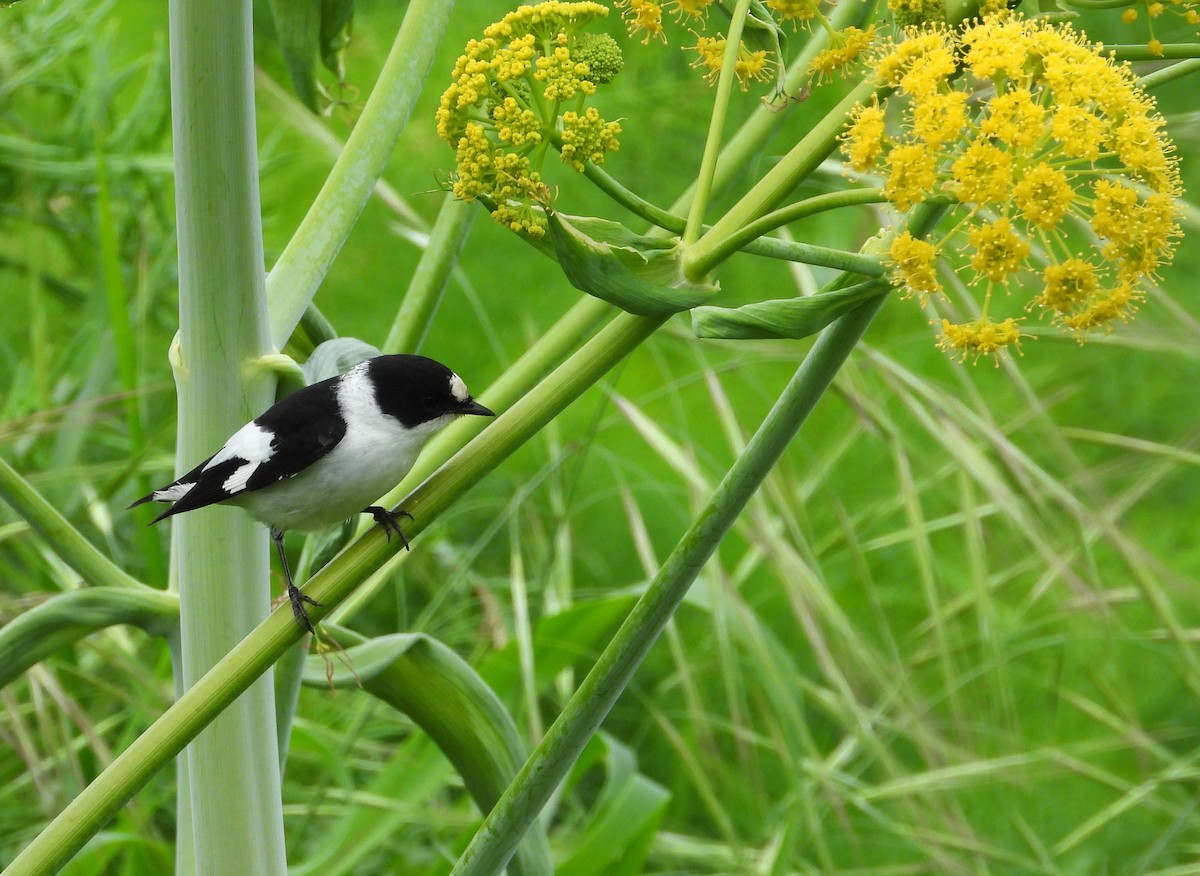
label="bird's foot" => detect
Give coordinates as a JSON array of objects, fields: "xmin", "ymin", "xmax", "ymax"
[
  {"xmin": 287, "ymin": 582, "xmax": 322, "ymax": 634},
  {"xmin": 364, "ymin": 506, "xmax": 413, "ymax": 550}
]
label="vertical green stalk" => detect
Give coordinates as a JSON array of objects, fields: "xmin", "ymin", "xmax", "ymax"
[
  {"xmin": 682, "ymin": 0, "xmax": 754, "ymax": 246},
  {"xmin": 168, "ymin": 0, "xmax": 284, "ymax": 872},
  {"xmin": 450, "ymin": 294, "xmax": 888, "ymax": 876}
]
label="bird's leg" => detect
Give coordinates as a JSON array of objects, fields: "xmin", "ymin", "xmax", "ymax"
[
  {"xmin": 363, "ymin": 506, "xmax": 412, "ymax": 551},
  {"xmin": 272, "ymin": 527, "xmax": 321, "ymax": 633}
]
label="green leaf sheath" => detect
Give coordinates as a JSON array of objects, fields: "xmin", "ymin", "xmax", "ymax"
[
  {"xmin": 0, "ymin": 589, "xmax": 180, "ymax": 689},
  {"xmin": 693, "ymin": 279, "xmax": 890, "ymax": 340},
  {"xmin": 302, "ymin": 630, "xmax": 553, "ymax": 876}
]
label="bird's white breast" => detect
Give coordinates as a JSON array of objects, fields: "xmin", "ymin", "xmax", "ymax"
[{"xmin": 232, "ymin": 364, "xmax": 452, "ymax": 532}]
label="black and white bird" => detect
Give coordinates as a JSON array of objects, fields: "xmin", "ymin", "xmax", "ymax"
[{"xmin": 131, "ymin": 354, "xmax": 495, "ymax": 632}]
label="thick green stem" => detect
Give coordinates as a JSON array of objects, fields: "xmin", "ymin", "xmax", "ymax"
[
  {"xmin": 168, "ymin": 0, "xmax": 284, "ymax": 871},
  {"xmin": 450, "ymin": 294, "xmax": 888, "ymax": 876},
  {"xmin": 683, "ymin": 0, "xmax": 754, "ymax": 246},
  {"xmin": 265, "ymin": 0, "xmax": 458, "ymax": 349},
  {"xmin": 699, "ymin": 187, "xmax": 887, "ymax": 274}
]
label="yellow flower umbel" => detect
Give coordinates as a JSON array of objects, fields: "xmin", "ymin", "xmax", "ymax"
[
  {"xmin": 841, "ymin": 15, "xmax": 1183, "ymax": 362},
  {"xmin": 437, "ymin": 2, "xmax": 624, "ymax": 237}
]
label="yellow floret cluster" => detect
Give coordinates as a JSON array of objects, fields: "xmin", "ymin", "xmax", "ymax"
[
  {"xmin": 620, "ymin": 0, "xmax": 874, "ymax": 93},
  {"xmin": 839, "ymin": 15, "xmax": 1182, "ymax": 362},
  {"xmin": 437, "ymin": 2, "xmax": 622, "ymax": 237}
]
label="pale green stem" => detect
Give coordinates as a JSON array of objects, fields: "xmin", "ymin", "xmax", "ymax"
[
  {"xmin": 685, "ymin": 77, "xmax": 881, "ymax": 281},
  {"xmin": 383, "ymin": 194, "xmax": 476, "ymax": 355},
  {"xmin": 449, "ymin": 294, "xmax": 888, "ymax": 876},
  {"xmin": 1140, "ymin": 57, "xmax": 1200, "ymax": 88},
  {"xmin": 697, "ymin": 187, "xmax": 888, "ymax": 275},
  {"xmin": 1110, "ymin": 43, "xmax": 1200, "ymax": 60},
  {"xmin": 683, "ymin": 0, "xmax": 754, "ymax": 247},
  {"xmin": 168, "ymin": 0, "xmax": 284, "ymax": 871},
  {"xmin": 0, "ymin": 455, "xmax": 145, "ymax": 590},
  {"xmin": 581, "ymin": 163, "xmax": 884, "ymax": 274},
  {"xmin": 265, "ymin": 0, "xmax": 457, "ymax": 350},
  {"xmin": 254, "ymin": 68, "xmax": 427, "ymax": 230}
]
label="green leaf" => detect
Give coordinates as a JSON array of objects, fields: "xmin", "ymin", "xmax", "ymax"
[
  {"xmin": 319, "ymin": 0, "xmax": 355, "ymax": 75},
  {"xmin": 744, "ymin": 0, "xmax": 788, "ymax": 97},
  {"xmin": 266, "ymin": 0, "xmax": 321, "ymax": 110},
  {"xmin": 302, "ymin": 337, "xmax": 381, "ymax": 384},
  {"xmin": 691, "ymin": 280, "xmax": 888, "ymax": 340},
  {"xmin": 264, "ymin": 0, "xmax": 353, "ymax": 111},
  {"xmin": 544, "ymin": 211, "xmax": 717, "ymax": 316},
  {"xmin": 557, "ymin": 734, "xmax": 670, "ymax": 876},
  {"xmin": 302, "ymin": 628, "xmax": 553, "ymax": 876},
  {"xmin": 0, "ymin": 588, "xmax": 180, "ymax": 690}
]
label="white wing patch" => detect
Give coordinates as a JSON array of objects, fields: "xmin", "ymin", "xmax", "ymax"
[
  {"xmin": 222, "ymin": 461, "xmax": 260, "ymax": 495},
  {"xmin": 204, "ymin": 421, "xmax": 275, "ymax": 471},
  {"xmin": 449, "ymin": 373, "xmax": 469, "ymax": 403}
]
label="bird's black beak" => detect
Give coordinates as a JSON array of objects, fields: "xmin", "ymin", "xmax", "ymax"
[{"xmin": 462, "ymin": 400, "xmax": 495, "ymax": 417}]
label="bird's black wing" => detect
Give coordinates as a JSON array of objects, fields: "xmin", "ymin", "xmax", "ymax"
[{"xmin": 132, "ymin": 377, "xmax": 346, "ymax": 524}]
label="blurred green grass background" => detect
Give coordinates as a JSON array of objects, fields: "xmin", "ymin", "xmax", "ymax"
[{"xmin": 3, "ymin": 0, "xmax": 1200, "ymax": 872}]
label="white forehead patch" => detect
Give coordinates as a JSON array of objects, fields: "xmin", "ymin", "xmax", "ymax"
[{"xmin": 449, "ymin": 373, "xmax": 469, "ymax": 403}]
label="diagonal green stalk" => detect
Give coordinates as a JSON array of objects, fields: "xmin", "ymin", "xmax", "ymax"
[
  {"xmin": 168, "ymin": 0, "xmax": 284, "ymax": 871},
  {"xmin": 1140, "ymin": 57, "xmax": 1200, "ymax": 88},
  {"xmin": 449, "ymin": 293, "xmax": 889, "ymax": 876},
  {"xmin": 581, "ymin": 163, "xmax": 884, "ymax": 274},
  {"xmin": 684, "ymin": 76, "xmax": 881, "ymax": 280},
  {"xmin": 0, "ymin": 455, "xmax": 145, "ymax": 591},
  {"xmin": 264, "ymin": 0, "xmax": 457, "ymax": 350},
  {"xmin": 383, "ymin": 194, "xmax": 476, "ymax": 355}
]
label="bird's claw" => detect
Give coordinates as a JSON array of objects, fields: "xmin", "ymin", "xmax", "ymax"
[
  {"xmin": 364, "ymin": 505, "xmax": 413, "ymax": 551},
  {"xmin": 287, "ymin": 583, "xmax": 322, "ymax": 634}
]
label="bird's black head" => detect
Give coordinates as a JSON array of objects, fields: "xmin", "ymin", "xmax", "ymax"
[{"xmin": 367, "ymin": 354, "xmax": 495, "ymax": 427}]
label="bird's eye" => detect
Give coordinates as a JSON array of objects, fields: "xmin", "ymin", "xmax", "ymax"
[{"xmin": 421, "ymin": 395, "xmax": 440, "ymax": 412}]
